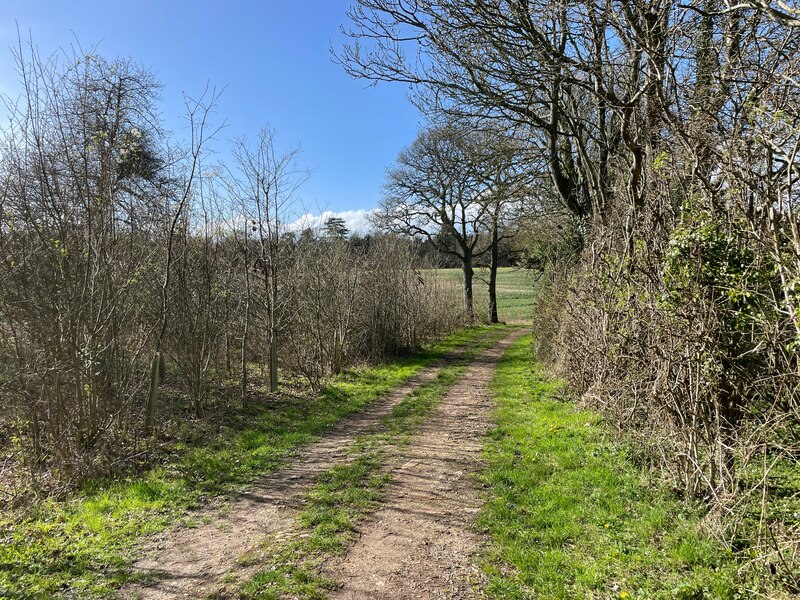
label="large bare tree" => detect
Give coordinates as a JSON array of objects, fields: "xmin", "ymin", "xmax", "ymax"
[
  {"xmin": 0, "ymin": 43, "xmax": 170, "ymax": 464},
  {"xmin": 375, "ymin": 124, "xmax": 494, "ymax": 320}
]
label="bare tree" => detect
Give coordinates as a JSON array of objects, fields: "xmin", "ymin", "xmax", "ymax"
[
  {"xmin": 230, "ymin": 128, "xmax": 308, "ymax": 394},
  {"xmin": 145, "ymin": 86, "xmax": 222, "ymax": 433},
  {"xmin": 0, "ymin": 42, "xmax": 168, "ymax": 471},
  {"xmin": 375, "ymin": 124, "xmax": 494, "ymax": 320},
  {"xmin": 472, "ymin": 128, "xmax": 539, "ymax": 322},
  {"xmin": 337, "ymin": 0, "xmax": 655, "ymax": 225},
  {"xmin": 168, "ymin": 176, "xmax": 230, "ymax": 418}
]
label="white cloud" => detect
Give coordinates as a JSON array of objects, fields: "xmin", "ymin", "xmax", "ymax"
[{"xmin": 287, "ymin": 209, "xmax": 378, "ymax": 235}]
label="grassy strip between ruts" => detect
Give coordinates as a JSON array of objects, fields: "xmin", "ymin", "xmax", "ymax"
[
  {"xmin": 237, "ymin": 326, "xmax": 516, "ymax": 599},
  {"xmin": 0, "ymin": 325, "xmax": 509, "ymax": 599},
  {"xmin": 478, "ymin": 334, "xmax": 749, "ymax": 600}
]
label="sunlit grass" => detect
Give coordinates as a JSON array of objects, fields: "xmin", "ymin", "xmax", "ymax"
[
  {"xmin": 430, "ymin": 267, "xmax": 535, "ymax": 322},
  {"xmin": 479, "ymin": 335, "xmax": 742, "ymax": 599}
]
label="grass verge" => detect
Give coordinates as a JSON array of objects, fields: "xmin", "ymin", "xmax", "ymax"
[
  {"xmin": 0, "ymin": 326, "xmax": 503, "ymax": 599},
  {"xmin": 479, "ymin": 334, "xmax": 744, "ymax": 599},
  {"xmin": 238, "ymin": 326, "xmax": 516, "ymax": 599}
]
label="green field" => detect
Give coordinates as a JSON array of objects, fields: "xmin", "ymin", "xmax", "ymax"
[{"xmin": 432, "ymin": 267, "xmax": 535, "ymax": 323}]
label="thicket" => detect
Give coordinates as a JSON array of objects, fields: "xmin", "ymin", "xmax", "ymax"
[
  {"xmin": 0, "ymin": 44, "xmax": 463, "ymax": 498},
  {"xmin": 342, "ymin": 0, "xmax": 800, "ymax": 590}
]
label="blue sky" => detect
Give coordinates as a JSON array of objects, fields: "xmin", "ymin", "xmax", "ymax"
[{"xmin": 0, "ymin": 0, "xmax": 422, "ymax": 230}]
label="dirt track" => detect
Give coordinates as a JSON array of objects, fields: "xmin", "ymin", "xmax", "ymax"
[
  {"xmin": 121, "ymin": 329, "xmax": 524, "ymax": 599},
  {"xmin": 322, "ymin": 329, "xmax": 526, "ymax": 599}
]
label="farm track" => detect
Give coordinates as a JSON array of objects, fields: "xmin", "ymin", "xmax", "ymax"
[
  {"xmin": 322, "ymin": 328, "xmax": 528, "ymax": 599},
  {"xmin": 120, "ymin": 332, "xmax": 509, "ymax": 599}
]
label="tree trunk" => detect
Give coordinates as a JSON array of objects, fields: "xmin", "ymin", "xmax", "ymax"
[
  {"xmin": 145, "ymin": 351, "xmax": 162, "ymax": 435},
  {"xmin": 488, "ymin": 211, "xmax": 500, "ymax": 324},
  {"xmin": 241, "ymin": 230, "xmax": 251, "ymax": 407},
  {"xmin": 269, "ymin": 327, "xmax": 278, "ymax": 392},
  {"xmin": 268, "ymin": 265, "xmax": 279, "ymax": 393},
  {"xmin": 463, "ymin": 251, "xmax": 474, "ymax": 322}
]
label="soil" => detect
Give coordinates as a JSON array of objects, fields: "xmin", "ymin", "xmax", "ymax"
[
  {"xmin": 321, "ymin": 329, "xmax": 526, "ymax": 599},
  {"xmin": 120, "ymin": 329, "xmax": 525, "ymax": 599}
]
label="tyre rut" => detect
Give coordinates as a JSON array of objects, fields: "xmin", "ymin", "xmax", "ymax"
[
  {"xmin": 119, "ymin": 335, "xmax": 499, "ymax": 599},
  {"xmin": 321, "ymin": 328, "xmax": 529, "ymax": 599}
]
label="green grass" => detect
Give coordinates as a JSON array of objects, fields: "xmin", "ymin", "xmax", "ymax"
[
  {"xmin": 239, "ymin": 326, "xmax": 516, "ymax": 599},
  {"xmin": 479, "ymin": 335, "xmax": 744, "ymax": 599},
  {"xmin": 0, "ymin": 326, "xmax": 503, "ymax": 599},
  {"xmin": 432, "ymin": 267, "xmax": 535, "ymax": 322}
]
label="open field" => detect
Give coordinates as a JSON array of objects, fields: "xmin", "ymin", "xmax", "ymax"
[{"xmin": 431, "ymin": 267, "xmax": 536, "ymax": 323}]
